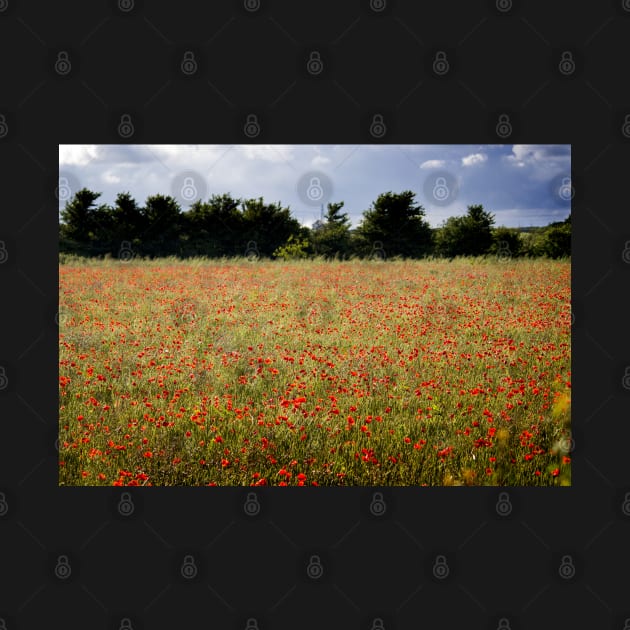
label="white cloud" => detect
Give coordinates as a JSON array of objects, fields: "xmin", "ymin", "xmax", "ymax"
[
  {"xmin": 419, "ymin": 159, "xmax": 446, "ymax": 169},
  {"xmin": 508, "ymin": 145, "xmax": 537, "ymax": 162},
  {"xmin": 505, "ymin": 144, "xmax": 570, "ymax": 165},
  {"xmin": 59, "ymin": 145, "xmax": 100, "ymax": 166},
  {"xmin": 505, "ymin": 145, "xmax": 533, "ymax": 167},
  {"xmin": 462, "ymin": 153, "xmax": 487, "ymax": 167},
  {"xmin": 503, "ymin": 144, "xmax": 571, "ymax": 180},
  {"xmin": 102, "ymin": 171, "xmax": 121, "ymax": 184}
]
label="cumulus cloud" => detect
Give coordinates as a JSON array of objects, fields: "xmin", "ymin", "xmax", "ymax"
[
  {"xmin": 504, "ymin": 144, "xmax": 570, "ymax": 168},
  {"xmin": 419, "ymin": 159, "xmax": 446, "ymax": 169},
  {"xmin": 462, "ymin": 153, "xmax": 487, "ymax": 167}
]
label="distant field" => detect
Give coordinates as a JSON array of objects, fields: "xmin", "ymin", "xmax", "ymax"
[{"xmin": 58, "ymin": 257, "xmax": 571, "ymax": 486}]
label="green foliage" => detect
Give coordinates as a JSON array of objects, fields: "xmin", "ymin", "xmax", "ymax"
[
  {"xmin": 489, "ymin": 227, "xmax": 523, "ymax": 258},
  {"xmin": 241, "ymin": 197, "xmax": 304, "ymax": 257},
  {"xmin": 59, "ymin": 188, "xmax": 103, "ymax": 244},
  {"xmin": 134, "ymin": 194, "xmax": 182, "ymax": 257},
  {"xmin": 59, "ymin": 187, "xmax": 570, "ymax": 261},
  {"xmin": 435, "ymin": 204, "xmax": 495, "ymax": 257},
  {"xmin": 109, "ymin": 192, "xmax": 145, "ymax": 243},
  {"xmin": 353, "ymin": 190, "xmax": 433, "ymax": 258},
  {"xmin": 539, "ymin": 221, "xmax": 571, "ymax": 258},
  {"xmin": 185, "ymin": 193, "xmax": 244, "ymax": 257},
  {"xmin": 272, "ymin": 234, "xmax": 310, "ymax": 260},
  {"xmin": 433, "ymin": 217, "xmax": 464, "ymax": 257},
  {"xmin": 310, "ymin": 201, "xmax": 352, "ymax": 258},
  {"xmin": 518, "ymin": 215, "xmax": 570, "ymax": 258}
]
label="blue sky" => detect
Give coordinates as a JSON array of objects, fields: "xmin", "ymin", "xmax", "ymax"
[{"xmin": 58, "ymin": 144, "xmax": 571, "ymax": 229}]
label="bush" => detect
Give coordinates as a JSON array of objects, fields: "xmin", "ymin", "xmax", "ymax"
[
  {"xmin": 272, "ymin": 235, "xmax": 310, "ymax": 260},
  {"xmin": 489, "ymin": 227, "xmax": 523, "ymax": 258}
]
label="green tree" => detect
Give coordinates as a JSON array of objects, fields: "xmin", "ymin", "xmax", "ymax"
[
  {"xmin": 489, "ymin": 226, "xmax": 523, "ymax": 258},
  {"xmin": 109, "ymin": 192, "xmax": 145, "ymax": 245},
  {"xmin": 241, "ymin": 197, "xmax": 303, "ymax": 257},
  {"xmin": 539, "ymin": 216, "xmax": 571, "ymax": 258},
  {"xmin": 310, "ymin": 201, "xmax": 352, "ymax": 258},
  {"xmin": 59, "ymin": 188, "xmax": 117, "ymax": 255},
  {"xmin": 518, "ymin": 215, "xmax": 571, "ymax": 258},
  {"xmin": 59, "ymin": 188, "xmax": 103, "ymax": 244},
  {"xmin": 433, "ymin": 216, "xmax": 465, "ymax": 257},
  {"xmin": 462, "ymin": 204, "xmax": 495, "ymax": 255},
  {"xmin": 435, "ymin": 204, "xmax": 495, "ymax": 257},
  {"xmin": 184, "ymin": 193, "xmax": 244, "ymax": 257},
  {"xmin": 141, "ymin": 194, "xmax": 183, "ymax": 256},
  {"xmin": 353, "ymin": 191, "xmax": 433, "ymax": 258}
]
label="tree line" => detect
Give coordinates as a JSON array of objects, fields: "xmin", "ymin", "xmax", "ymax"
[{"xmin": 59, "ymin": 188, "xmax": 570, "ymax": 260}]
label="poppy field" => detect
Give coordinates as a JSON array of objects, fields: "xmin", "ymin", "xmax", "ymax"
[{"xmin": 58, "ymin": 256, "xmax": 571, "ymax": 486}]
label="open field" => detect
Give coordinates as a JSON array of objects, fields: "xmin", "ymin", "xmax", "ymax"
[{"xmin": 58, "ymin": 256, "xmax": 571, "ymax": 486}]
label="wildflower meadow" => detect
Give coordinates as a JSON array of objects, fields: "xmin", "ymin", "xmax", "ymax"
[{"xmin": 58, "ymin": 256, "xmax": 571, "ymax": 487}]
